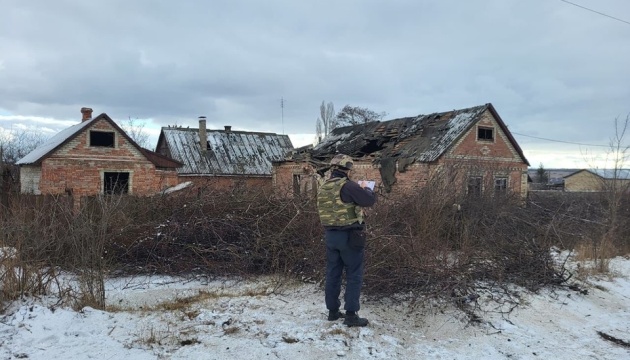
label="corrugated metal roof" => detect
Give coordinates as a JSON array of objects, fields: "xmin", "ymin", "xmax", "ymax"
[
  {"xmin": 161, "ymin": 128, "xmax": 294, "ymax": 176},
  {"xmin": 310, "ymin": 104, "xmax": 490, "ymax": 163}
]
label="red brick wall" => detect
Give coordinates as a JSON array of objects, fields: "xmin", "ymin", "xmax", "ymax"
[
  {"xmin": 37, "ymin": 118, "xmax": 179, "ymax": 197},
  {"xmin": 444, "ymin": 110, "xmax": 528, "ymax": 197},
  {"xmin": 272, "ymin": 161, "xmax": 437, "ymax": 197}
]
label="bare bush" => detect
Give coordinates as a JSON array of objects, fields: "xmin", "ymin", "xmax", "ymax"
[
  {"xmin": 110, "ymin": 185, "xmax": 324, "ymax": 280},
  {"xmin": 4, "ymin": 170, "xmax": 630, "ymax": 314}
]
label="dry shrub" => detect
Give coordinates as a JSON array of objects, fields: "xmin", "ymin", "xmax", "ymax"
[
  {"xmin": 529, "ymin": 191, "xmax": 629, "ymax": 273},
  {"xmin": 3, "ymin": 174, "xmax": 630, "ymax": 314},
  {"xmin": 1, "ymin": 194, "xmax": 139, "ymax": 311},
  {"xmin": 110, "ymin": 185, "xmax": 324, "ymax": 280},
  {"xmin": 364, "ymin": 180, "xmax": 566, "ymax": 301}
]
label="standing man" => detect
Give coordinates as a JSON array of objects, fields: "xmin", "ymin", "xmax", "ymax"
[{"xmin": 317, "ymin": 154, "xmax": 377, "ymax": 327}]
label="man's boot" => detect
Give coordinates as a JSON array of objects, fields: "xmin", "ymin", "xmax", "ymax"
[
  {"xmin": 328, "ymin": 310, "xmax": 345, "ymax": 321},
  {"xmin": 343, "ymin": 312, "xmax": 368, "ymax": 327}
]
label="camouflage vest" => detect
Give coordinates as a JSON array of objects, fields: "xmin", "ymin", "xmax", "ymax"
[{"xmin": 317, "ymin": 177, "xmax": 364, "ymax": 227}]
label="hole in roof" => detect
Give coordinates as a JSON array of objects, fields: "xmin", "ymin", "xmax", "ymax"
[{"xmin": 359, "ymin": 139, "xmax": 385, "ymax": 155}]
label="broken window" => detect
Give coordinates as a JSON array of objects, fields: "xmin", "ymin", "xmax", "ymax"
[
  {"xmin": 90, "ymin": 131, "xmax": 115, "ymax": 147},
  {"xmin": 494, "ymin": 177, "xmax": 508, "ymax": 194},
  {"xmin": 467, "ymin": 176, "xmax": 482, "ymax": 196},
  {"xmin": 104, "ymin": 172, "xmax": 129, "ymax": 194},
  {"xmin": 477, "ymin": 127, "xmax": 494, "ymax": 142}
]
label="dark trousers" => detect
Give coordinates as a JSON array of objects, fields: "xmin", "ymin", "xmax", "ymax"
[{"xmin": 324, "ymin": 229, "xmax": 364, "ymax": 312}]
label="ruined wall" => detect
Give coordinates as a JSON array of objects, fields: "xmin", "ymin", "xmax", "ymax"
[{"xmin": 272, "ymin": 160, "xmax": 436, "ymax": 198}]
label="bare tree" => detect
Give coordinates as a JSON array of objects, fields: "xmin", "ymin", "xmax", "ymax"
[
  {"xmin": 335, "ymin": 105, "xmax": 387, "ymax": 127},
  {"xmin": 120, "ymin": 117, "xmax": 151, "ymax": 149},
  {"xmin": 583, "ymin": 114, "xmax": 630, "ymax": 271},
  {"xmin": 315, "ymin": 101, "xmax": 336, "ymax": 143},
  {"xmin": 601, "ymin": 115, "xmax": 630, "ymax": 240},
  {"xmin": 0, "ymin": 128, "xmax": 47, "ymax": 164}
]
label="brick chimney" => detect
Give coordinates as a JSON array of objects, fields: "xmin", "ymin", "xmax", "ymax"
[
  {"xmin": 224, "ymin": 125, "xmax": 232, "ymax": 133},
  {"xmin": 81, "ymin": 107, "xmax": 93, "ymax": 122},
  {"xmin": 199, "ymin": 116, "xmax": 207, "ymax": 153}
]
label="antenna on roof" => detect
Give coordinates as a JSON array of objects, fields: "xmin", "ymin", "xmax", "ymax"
[{"xmin": 280, "ymin": 97, "xmax": 285, "ymax": 134}]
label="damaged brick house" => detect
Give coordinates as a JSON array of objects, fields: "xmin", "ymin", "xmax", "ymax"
[
  {"xmin": 273, "ymin": 103, "xmax": 530, "ymax": 199},
  {"xmin": 16, "ymin": 108, "xmax": 182, "ymax": 197},
  {"xmin": 155, "ymin": 117, "xmax": 294, "ymax": 190}
]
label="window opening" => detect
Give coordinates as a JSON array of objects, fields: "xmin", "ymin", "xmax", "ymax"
[
  {"xmin": 104, "ymin": 172, "xmax": 129, "ymax": 194},
  {"xmin": 90, "ymin": 131, "xmax": 115, "ymax": 147},
  {"xmin": 467, "ymin": 176, "xmax": 482, "ymax": 196},
  {"xmin": 494, "ymin": 177, "xmax": 508, "ymax": 194},
  {"xmin": 477, "ymin": 127, "xmax": 494, "ymax": 141}
]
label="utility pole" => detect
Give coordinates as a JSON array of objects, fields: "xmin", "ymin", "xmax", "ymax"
[{"xmin": 280, "ymin": 97, "xmax": 285, "ymax": 134}]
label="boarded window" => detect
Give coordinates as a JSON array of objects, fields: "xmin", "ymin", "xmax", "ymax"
[
  {"xmin": 494, "ymin": 177, "xmax": 508, "ymax": 193},
  {"xmin": 104, "ymin": 172, "xmax": 129, "ymax": 194},
  {"xmin": 467, "ymin": 176, "xmax": 482, "ymax": 196},
  {"xmin": 477, "ymin": 127, "xmax": 494, "ymax": 141},
  {"xmin": 90, "ymin": 131, "xmax": 115, "ymax": 147}
]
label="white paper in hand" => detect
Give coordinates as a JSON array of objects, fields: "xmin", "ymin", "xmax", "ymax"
[{"xmin": 361, "ymin": 180, "xmax": 375, "ymax": 190}]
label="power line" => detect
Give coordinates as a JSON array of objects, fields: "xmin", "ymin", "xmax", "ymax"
[
  {"xmin": 511, "ymin": 131, "xmax": 610, "ymax": 147},
  {"xmin": 558, "ymin": 0, "xmax": 630, "ymax": 26}
]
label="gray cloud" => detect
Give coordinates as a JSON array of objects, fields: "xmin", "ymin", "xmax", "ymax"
[{"xmin": 1, "ymin": 0, "xmax": 629, "ymax": 167}]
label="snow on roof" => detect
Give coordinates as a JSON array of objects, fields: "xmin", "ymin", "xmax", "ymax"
[
  {"xmin": 310, "ymin": 104, "xmax": 491, "ymax": 163},
  {"xmin": 16, "ymin": 119, "xmax": 95, "ymax": 165}
]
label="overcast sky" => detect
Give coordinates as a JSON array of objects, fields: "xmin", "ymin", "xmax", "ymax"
[{"xmin": 1, "ymin": 0, "xmax": 629, "ymax": 168}]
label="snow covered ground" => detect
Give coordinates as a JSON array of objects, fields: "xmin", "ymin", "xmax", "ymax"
[{"xmin": 1, "ymin": 256, "xmax": 629, "ymax": 360}]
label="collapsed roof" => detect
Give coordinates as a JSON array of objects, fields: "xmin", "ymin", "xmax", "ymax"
[{"xmin": 293, "ymin": 103, "xmax": 527, "ymax": 169}]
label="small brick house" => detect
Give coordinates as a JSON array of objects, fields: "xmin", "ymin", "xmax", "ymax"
[
  {"xmin": 155, "ymin": 117, "xmax": 294, "ymax": 191},
  {"xmin": 16, "ymin": 108, "xmax": 181, "ymax": 197},
  {"xmin": 273, "ymin": 103, "xmax": 530, "ymax": 199}
]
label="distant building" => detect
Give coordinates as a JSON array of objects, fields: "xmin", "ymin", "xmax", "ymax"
[
  {"xmin": 564, "ymin": 169, "xmax": 630, "ymax": 192},
  {"xmin": 527, "ymin": 168, "xmax": 580, "ymax": 190}
]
